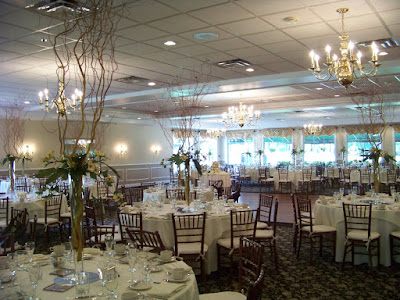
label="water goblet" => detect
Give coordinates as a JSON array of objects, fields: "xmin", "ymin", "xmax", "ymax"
[
  {"xmin": 105, "ymin": 235, "xmax": 115, "ymax": 255},
  {"xmin": 14, "ymin": 250, "xmax": 28, "ymax": 270},
  {"xmin": 104, "ymin": 268, "xmax": 119, "ymax": 299},
  {"xmin": 62, "ymin": 241, "xmax": 73, "ymax": 263},
  {"xmin": 25, "ymin": 241, "xmax": 35, "ymax": 262},
  {"xmin": 28, "ymin": 263, "xmax": 41, "ymax": 300}
]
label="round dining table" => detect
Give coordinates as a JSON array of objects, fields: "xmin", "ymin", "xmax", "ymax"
[
  {"xmin": 0, "ymin": 251, "xmax": 199, "ymax": 300},
  {"xmin": 314, "ymin": 195, "xmax": 400, "ymax": 266},
  {"xmin": 143, "ymin": 187, "xmax": 214, "ymax": 203}
]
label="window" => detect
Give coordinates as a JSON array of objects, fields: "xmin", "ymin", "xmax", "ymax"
[
  {"xmin": 304, "ymin": 135, "xmax": 335, "ymax": 163},
  {"xmin": 395, "ymin": 132, "xmax": 400, "ymax": 163},
  {"xmin": 199, "ymin": 137, "xmax": 218, "ymax": 166},
  {"xmin": 227, "ymin": 138, "xmax": 254, "ymax": 165},
  {"xmin": 264, "ymin": 137, "xmax": 292, "ymax": 166},
  {"xmin": 347, "ymin": 133, "xmax": 381, "ymax": 162}
]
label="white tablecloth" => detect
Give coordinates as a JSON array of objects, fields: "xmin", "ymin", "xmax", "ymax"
[
  {"xmin": 0, "ymin": 253, "xmax": 199, "ymax": 300},
  {"xmin": 199, "ymin": 172, "xmax": 231, "ymax": 188},
  {"xmin": 314, "ymin": 196, "xmax": 400, "ymax": 266},
  {"xmin": 144, "ymin": 188, "xmax": 214, "ymax": 203},
  {"xmin": 0, "ymin": 181, "xmax": 10, "ymax": 193}
]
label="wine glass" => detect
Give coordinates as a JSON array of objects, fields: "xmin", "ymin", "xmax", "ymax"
[
  {"xmin": 97, "ymin": 260, "xmax": 109, "ymax": 297},
  {"xmin": 6, "ymin": 254, "xmax": 16, "ymax": 287},
  {"xmin": 105, "ymin": 235, "xmax": 115, "ymax": 255},
  {"xmin": 62, "ymin": 241, "xmax": 73, "ymax": 263},
  {"xmin": 14, "ymin": 250, "xmax": 28, "ymax": 270},
  {"xmin": 28, "ymin": 263, "xmax": 41, "ymax": 300},
  {"xmin": 25, "ymin": 241, "xmax": 35, "ymax": 262},
  {"xmin": 104, "ymin": 267, "xmax": 118, "ymax": 299}
]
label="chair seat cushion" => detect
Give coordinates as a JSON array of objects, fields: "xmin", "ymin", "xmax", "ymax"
[
  {"xmin": 301, "ymin": 225, "xmax": 336, "ymax": 233},
  {"xmin": 256, "ymin": 222, "xmax": 269, "ymax": 229},
  {"xmin": 199, "ymin": 291, "xmax": 246, "ymax": 300},
  {"xmin": 390, "ymin": 231, "xmax": 400, "ymax": 239},
  {"xmin": 60, "ymin": 212, "xmax": 71, "ymax": 218},
  {"xmin": 255, "ymin": 229, "xmax": 274, "ymax": 239},
  {"xmin": 217, "ymin": 237, "xmax": 240, "ymax": 250},
  {"xmin": 347, "ymin": 230, "xmax": 380, "ymax": 241},
  {"xmin": 34, "ymin": 217, "xmax": 60, "ymax": 225},
  {"xmin": 177, "ymin": 242, "xmax": 208, "ymax": 255}
]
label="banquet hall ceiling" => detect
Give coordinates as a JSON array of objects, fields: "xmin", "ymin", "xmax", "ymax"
[{"xmin": 0, "ymin": 0, "xmax": 400, "ymax": 129}]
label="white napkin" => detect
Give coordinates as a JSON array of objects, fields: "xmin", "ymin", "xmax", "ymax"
[
  {"xmin": 32, "ymin": 254, "xmax": 48, "ymax": 261},
  {"xmin": 147, "ymin": 282, "xmax": 186, "ymax": 299},
  {"xmin": 83, "ymin": 248, "xmax": 101, "ymax": 255},
  {"xmin": 163, "ymin": 261, "xmax": 192, "ymax": 272}
]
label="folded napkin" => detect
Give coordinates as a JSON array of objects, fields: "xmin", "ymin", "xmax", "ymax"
[
  {"xmin": 83, "ymin": 248, "xmax": 101, "ymax": 255},
  {"xmin": 163, "ymin": 261, "xmax": 192, "ymax": 272},
  {"xmin": 147, "ymin": 282, "xmax": 185, "ymax": 299},
  {"xmin": 33, "ymin": 254, "xmax": 48, "ymax": 261}
]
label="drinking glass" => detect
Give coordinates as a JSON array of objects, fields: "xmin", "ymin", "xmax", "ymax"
[
  {"xmin": 14, "ymin": 250, "xmax": 29, "ymax": 270},
  {"xmin": 25, "ymin": 241, "xmax": 35, "ymax": 262},
  {"xmin": 29, "ymin": 263, "xmax": 41, "ymax": 300},
  {"xmin": 62, "ymin": 241, "xmax": 73, "ymax": 263},
  {"xmin": 105, "ymin": 268, "xmax": 119, "ymax": 299},
  {"xmin": 105, "ymin": 235, "xmax": 115, "ymax": 255},
  {"xmin": 6, "ymin": 254, "xmax": 16, "ymax": 286},
  {"xmin": 75, "ymin": 271, "xmax": 90, "ymax": 297},
  {"xmin": 97, "ymin": 260, "xmax": 109, "ymax": 296}
]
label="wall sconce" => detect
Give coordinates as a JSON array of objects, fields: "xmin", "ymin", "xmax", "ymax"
[
  {"xmin": 117, "ymin": 144, "xmax": 127, "ymax": 157},
  {"xmin": 22, "ymin": 144, "xmax": 34, "ymax": 157},
  {"xmin": 151, "ymin": 145, "xmax": 161, "ymax": 155}
]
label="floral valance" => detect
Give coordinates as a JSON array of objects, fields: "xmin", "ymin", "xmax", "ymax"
[
  {"xmin": 225, "ymin": 130, "xmax": 254, "ymax": 140},
  {"xmin": 302, "ymin": 126, "xmax": 336, "ymax": 137},
  {"xmin": 391, "ymin": 124, "xmax": 400, "ymax": 133},
  {"xmin": 261, "ymin": 128, "xmax": 294, "ymax": 138},
  {"xmin": 343, "ymin": 124, "xmax": 384, "ymax": 135}
]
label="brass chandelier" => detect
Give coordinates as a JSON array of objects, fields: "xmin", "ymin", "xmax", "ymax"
[
  {"xmin": 222, "ymin": 102, "xmax": 260, "ymax": 128},
  {"xmin": 303, "ymin": 121, "xmax": 322, "ymax": 135},
  {"xmin": 308, "ymin": 8, "xmax": 381, "ymax": 88},
  {"xmin": 206, "ymin": 128, "xmax": 226, "ymax": 139},
  {"xmin": 38, "ymin": 82, "xmax": 83, "ymax": 116}
]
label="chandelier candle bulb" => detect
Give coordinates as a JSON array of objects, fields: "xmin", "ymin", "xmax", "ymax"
[
  {"xmin": 348, "ymin": 41, "xmax": 354, "ymax": 57},
  {"xmin": 310, "ymin": 51, "xmax": 315, "ymax": 68},
  {"xmin": 325, "ymin": 45, "xmax": 331, "ymax": 61}
]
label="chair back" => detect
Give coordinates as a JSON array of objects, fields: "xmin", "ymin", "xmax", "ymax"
[
  {"xmin": 278, "ymin": 168, "xmax": 289, "ymax": 181},
  {"xmin": 1, "ymin": 207, "xmax": 30, "ymax": 254},
  {"xmin": 246, "ymin": 267, "xmax": 266, "ymax": 300},
  {"xmin": 230, "ymin": 209, "xmax": 258, "ymax": 248},
  {"xmin": 327, "ymin": 167, "xmax": 334, "ymax": 179},
  {"xmin": 96, "ymin": 180, "xmax": 110, "ymax": 199},
  {"xmin": 238, "ymin": 237, "xmax": 264, "ymax": 294},
  {"xmin": 302, "ymin": 168, "xmax": 312, "ymax": 182},
  {"xmin": 0, "ymin": 197, "xmax": 9, "ymax": 226},
  {"xmin": 222, "ymin": 187, "xmax": 232, "ymax": 198},
  {"xmin": 172, "ymin": 212, "xmax": 206, "ymax": 256},
  {"xmin": 121, "ymin": 186, "xmax": 143, "ymax": 204},
  {"xmin": 265, "ymin": 168, "xmax": 272, "ymax": 178},
  {"xmin": 342, "ymin": 203, "xmax": 372, "ymax": 238},
  {"xmin": 84, "ymin": 205, "xmax": 115, "ymax": 246},
  {"xmin": 360, "ymin": 168, "xmax": 371, "ymax": 184},
  {"xmin": 126, "ymin": 229, "xmax": 165, "ymax": 253},
  {"xmin": 167, "ymin": 189, "xmax": 196, "ymax": 201},
  {"xmin": 387, "ymin": 169, "xmax": 396, "ymax": 184},
  {"xmin": 45, "ymin": 195, "xmax": 62, "ymax": 223},
  {"xmin": 118, "ymin": 211, "xmax": 143, "ymax": 243},
  {"xmin": 239, "ymin": 166, "xmax": 247, "ymax": 177},
  {"xmin": 141, "ymin": 182, "xmax": 156, "ymax": 190},
  {"xmin": 296, "ymin": 196, "xmax": 313, "ymax": 230},
  {"xmin": 258, "ymin": 167, "xmax": 266, "ymax": 178},
  {"xmin": 258, "ymin": 194, "xmax": 273, "ymax": 226},
  {"xmin": 15, "ymin": 177, "xmax": 28, "ymax": 192},
  {"xmin": 342, "ymin": 168, "xmax": 350, "ymax": 180},
  {"xmin": 291, "ymin": 194, "xmax": 298, "ymax": 228}
]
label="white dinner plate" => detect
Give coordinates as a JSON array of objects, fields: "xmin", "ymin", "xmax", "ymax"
[
  {"xmin": 129, "ymin": 281, "xmax": 152, "ymax": 291},
  {"xmin": 166, "ymin": 273, "xmax": 190, "ymax": 283}
]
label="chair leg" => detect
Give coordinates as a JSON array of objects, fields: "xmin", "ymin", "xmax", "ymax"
[
  {"xmin": 342, "ymin": 243, "xmax": 348, "ymax": 270},
  {"xmin": 201, "ymin": 258, "xmax": 208, "ymax": 292},
  {"xmin": 292, "ymin": 225, "xmax": 298, "ymax": 253},
  {"xmin": 273, "ymin": 240, "xmax": 278, "ymax": 270},
  {"xmin": 390, "ymin": 235, "xmax": 394, "ymax": 265},
  {"xmin": 368, "ymin": 243, "xmax": 374, "ymax": 275},
  {"xmin": 310, "ymin": 236, "xmax": 314, "ymax": 264},
  {"xmin": 319, "ymin": 235, "xmax": 323, "ymax": 257},
  {"xmin": 217, "ymin": 245, "xmax": 221, "ymax": 269},
  {"xmin": 377, "ymin": 238, "xmax": 380, "ymax": 266},
  {"xmin": 296, "ymin": 231, "xmax": 302, "ymax": 259}
]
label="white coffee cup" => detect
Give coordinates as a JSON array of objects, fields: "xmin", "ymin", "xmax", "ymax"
[
  {"xmin": 242, "ymin": 203, "xmax": 249, "ymax": 208},
  {"xmin": 114, "ymin": 244, "xmax": 126, "ymax": 255},
  {"xmin": 172, "ymin": 268, "xmax": 185, "ymax": 280},
  {"xmin": 160, "ymin": 250, "xmax": 172, "ymax": 262},
  {"xmin": 50, "ymin": 245, "xmax": 65, "ymax": 257}
]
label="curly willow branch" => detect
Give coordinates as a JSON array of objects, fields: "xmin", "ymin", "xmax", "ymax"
[{"xmin": 0, "ymin": 106, "xmax": 25, "ymax": 156}]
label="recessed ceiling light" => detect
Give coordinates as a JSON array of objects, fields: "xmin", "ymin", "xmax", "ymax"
[
  {"xmin": 334, "ymin": 94, "xmax": 340, "ymax": 97},
  {"xmin": 105, "ymin": 114, "xmax": 109, "ymax": 117},
  {"xmin": 204, "ymin": 105, "xmax": 209, "ymax": 108},
  {"xmin": 315, "ymin": 87, "xmax": 323, "ymax": 90},
  {"xmin": 154, "ymin": 110, "xmax": 158, "ymax": 113},
  {"xmin": 147, "ymin": 82, "xmax": 156, "ymax": 86},
  {"xmin": 137, "ymin": 117, "xmax": 142, "ymax": 120},
  {"xmin": 283, "ymin": 16, "xmax": 298, "ymax": 24},
  {"xmin": 40, "ymin": 38, "xmax": 48, "ymax": 43},
  {"xmin": 325, "ymin": 116, "xmax": 332, "ymax": 120},
  {"xmin": 379, "ymin": 51, "xmax": 388, "ymax": 56},
  {"xmin": 246, "ymin": 67, "xmax": 254, "ymax": 72},
  {"xmin": 193, "ymin": 32, "xmax": 219, "ymax": 40},
  {"xmin": 122, "ymin": 107, "xmax": 126, "ymax": 109},
  {"xmin": 24, "ymin": 101, "xmax": 30, "ymax": 104},
  {"xmin": 164, "ymin": 40, "xmax": 176, "ymax": 46}
]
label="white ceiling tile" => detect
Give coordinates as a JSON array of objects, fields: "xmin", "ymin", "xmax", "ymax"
[
  {"xmin": 0, "ymin": 61, "xmax": 34, "ymax": 76},
  {"xmin": 218, "ymin": 18, "xmax": 275, "ymax": 36},
  {"xmin": 262, "ymin": 8, "xmax": 322, "ymax": 29},
  {"xmin": 189, "ymin": 3, "xmax": 254, "ymax": 25},
  {"xmin": 246, "ymin": 53, "xmax": 285, "ymax": 65},
  {"xmin": 0, "ymin": 22, "xmax": 32, "ymax": 39},
  {"xmin": 301, "ymin": 34, "xmax": 342, "ymax": 50},
  {"xmin": 124, "ymin": 1, "xmax": 179, "ymax": 23},
  {"xmin": 117, "ymin": 17, "xmax": 138, "ymax": 30},
  {"xmin": 283, "ymin": 22, "xmax": 336, "ymax": 39},
  {"xmin": 114, "ymin": 37, "xmax": 136, "ymax": 48},
  {"xmin": 242, "ymin": 30, "xmax": 292, "ymax": 45},
  {"xmin": 237, "ymin": 0, "xmax": 306, "ymax": 15},
  {"xmin": 158, "ymin": 0, "xmax": 228, "ymax": 12},
  {"xmin": 16, "ymin": 32, "xmax": 54, "ymax": 48},
  {"xmin": 141, "ymin": 51, "xmax": 187, "ymax": 62},
  {"xmin": 117, "ymin": 43, "xmax": 162, "ymax": 56},
  {"xmin": 148, "ymin": 14, "xmax": 208, "ymax": 34},
  {"xmin": 169, "ymin": 57, "xmax": 202, "ymax": 69},
  {"xmin": 368, "ymin": 0, "xmax": 400, "ymax": 12},
  {"xmin": 206, "ymin": 37, "xmax": 253, "ymax": 51},
  {"xmin": 226, "ymin": 46, "xmax": 271, "ymax": 58},
  {"xmin": 171, "ymin": 45, "xmax": 216, "ymax": 57},
  {"xmin": 309, "ymin": 0, "xmax": 373, "ymax": 21},
  {"xmin": 347, "ymin": 27, "xmax": 391, "ymax": 44},
  {"xmin": 1, "ymin": 10, "xmax": 55, "ymax": 31},
  {"xmin": 0, "ymin": 40, "xmax": 43, "ymax": 55},
  {"xmin": 263, "ymin": 61, "xmax": 304, "ymax": 73},
  {"xmin": 0, "ymin": 2, "xmax": 20, "ymax": 16},
  {"xmin": 178, "ymin": 27, "xmax": 233, "ymax": 43},
  {"xmin": 0, "ymin": 49, "xmax": 22, "ymax": 62},
  {"xmin": 327, "ymin": 14, "xmax": 383, "ymax": 33},
  {"xmin": 388, "ymin": 24, "xmax": 400, "ymax": 39},
  {"xmin": 144, "ymin": 35, "xmax": 194, "ymax": 49},
  {"xmin": 261, "ymin": 40, "xmax": 309, "ymax": 54},
  {"xmin": 116, "ymin": 25, "xmax": 168, "ymax": 42},
  {"xmin": 193, "ymin": 51, "xmax": 236, "ymax": 64},
  {"xmin": 379, "ymin": 10, "xmax": 400, "ymax": 26}
]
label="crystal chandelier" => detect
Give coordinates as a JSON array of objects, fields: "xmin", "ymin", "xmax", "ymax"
[
  {"xmin": 222, "ymin": 102, "xmax": 260, "ymax": 128},
  {"xmin": 308, "ymin": 8, "xmax": 381, "ymax": 88},
  {"xmin": 303, "ymin": 121, "xmax": 322, "ymax": 135},
  {"xmin": 38, "ymin": 82, "xmax": 83, "ymax": 116},
  {"xmin": 206, "ymin": 128, "xmax": 226, "ymax": 139}
]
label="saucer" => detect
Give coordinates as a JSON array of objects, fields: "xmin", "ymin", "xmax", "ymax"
[
  {"xmin": 166, "ymin": 273, "xmax": 190, "ymax": 283},
  {"xmin": 129, "ymin": 281, "xmax": 152, "ymax": 291},
  {"xmin": 159, "ymin": 257, "xmax": 176, "ymax": 264}
]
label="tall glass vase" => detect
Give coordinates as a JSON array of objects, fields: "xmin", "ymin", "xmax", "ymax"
[
  {"xmin": 21, "ymin": 158, "xmax": 25, "ymax": 177},
  {"xmin": 184, "ymin": 160, "xmax": 190, "ymax": 206},
  {"xmin": 8, "ymin": 159, "xmax": 16, "ymax": 193},
  {"xmin": 373, "ymin": 160, "xmax": 380, "ymax": 193},
  {"xmin": 69, "ymin": 173, "xmax": 84, "ymax": 271}
]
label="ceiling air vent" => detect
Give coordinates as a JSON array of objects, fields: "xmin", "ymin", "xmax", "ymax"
[
  {"xmin": 215, "ymin": 59, "xmax": 251, "ymax": 69},
  {"xmin": 115, "ymin": 76, "xmax": 149, "ymax": 84},
  {"xmin": 358, "ymin": 38, "xmax": 399, "ymax": 49},
  {"xmin": 25, "ymin": 0, "xmax": 90, "ymax": 13}
]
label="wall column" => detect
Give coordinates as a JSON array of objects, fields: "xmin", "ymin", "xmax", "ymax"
[
  {"xmin": 335, "ymin": 127, "xmax": 347, "ymax": 164},
  {"xmin": 218, "ymin": 136, "xmax": 227, "ymax": 165}
]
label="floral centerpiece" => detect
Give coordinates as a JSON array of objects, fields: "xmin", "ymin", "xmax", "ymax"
[
  {"xmin": 340, "ymin": 147, "xmax": 347, "ymax": 164},
  {"xmin": 19, "ymin": 153, "xmax": 32, "ymax": 177},
  {"xmin": 161, "ymin": 147, "xmax": 202, "ymax": 205},
  {"xmin": 2, "ymin": 154, "xmax": 20, "ymax": 194},
  {"xmin": 255, "ymin": 149, "xmax": 264, "ymax": 166},
  {"xmin": 36, "ymin": 150, "xmax": 119, "ymax": 261},
  {"xmin": 291, "ymin": 148, "xmax": 304, "ymax": 166},
  {"xmin": 360, "ymin": 147, "xmax": 395, "ymax": 193}
]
